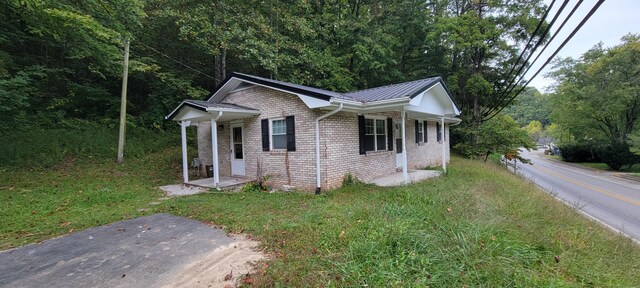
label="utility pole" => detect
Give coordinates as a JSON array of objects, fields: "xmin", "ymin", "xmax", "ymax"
[{"xmin": 117, "ymin": 39, "xmax": 130, "ymax": 164}]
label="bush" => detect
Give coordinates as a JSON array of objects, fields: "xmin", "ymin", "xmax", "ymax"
[
  {"xmin": 596, "ymin": 142, "xmax": 640, "ymax": 171},
  {"xmin": 558, "ymin": 142, "xmax": 600, "ymax": 163}
]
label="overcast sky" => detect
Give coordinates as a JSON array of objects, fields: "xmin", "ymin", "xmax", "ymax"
[{"xmin": 526, "ymin": 0, "xmax": 640, "ymax": 92}]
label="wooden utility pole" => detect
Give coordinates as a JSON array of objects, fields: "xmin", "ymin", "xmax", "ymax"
[{"xmin": 117, "ymin": 39, "xmax": 130, "ymax": 164}]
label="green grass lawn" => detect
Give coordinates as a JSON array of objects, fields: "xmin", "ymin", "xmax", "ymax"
[{"xmin": 1, "ymin": 131, "xmax": 639, "ymax": 286}]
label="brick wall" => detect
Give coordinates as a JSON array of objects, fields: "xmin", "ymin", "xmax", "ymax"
[{"xmin": 196, "ymin": 86, "xmax": 452, "ymax": 192}]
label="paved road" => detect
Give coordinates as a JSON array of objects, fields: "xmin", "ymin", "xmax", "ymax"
[
  {"xmin": 0, "ymin": 214, "xmax": 234, "ymax": 288},
  {"xmin": 517, "ymin": 150, "xmax": 640, "ymax": 242}
]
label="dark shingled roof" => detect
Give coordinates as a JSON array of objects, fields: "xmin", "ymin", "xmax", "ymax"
[
  {"xmin": 231, "ymin": 72, "xmax": 353, "ymax": 101},
  {"xmin": 345, "ymin": 77, "xmax": 441, "ymax": 102},
  {"xmin": 183, "ymin": 100, "xmax": 258, "ymax": 111}
]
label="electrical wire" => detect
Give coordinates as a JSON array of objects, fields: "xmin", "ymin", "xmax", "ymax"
[
  {"xmin": 485, "ymin": 0, "xmax": 606, "ymax": 121},
  {"xmin": 486, "ymin": 0, "xmax": 570, "ymax": 117}
]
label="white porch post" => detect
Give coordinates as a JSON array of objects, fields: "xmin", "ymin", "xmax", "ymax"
[
  {"xmin": 210, "ymin": 115, "xmax": 221, "ymax": 188},
  {"xmin": 441, "ymin": 116, "xmax": 446, "ymax": 173},
  {"xmin": 180, "ymin": 121, "xmax": 190, "ymax": 183},
  {"xmin": 401, "ymin": 109, "xmax": 409, "ymax": 183}
]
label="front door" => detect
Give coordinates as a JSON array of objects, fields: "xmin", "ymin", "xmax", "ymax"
[
  {"xmin": 230, "ymin": 123, "xmax": 245, "ymax": 176},
  {"xmin": 395, "ymin": 122, "xmax": 403, "ymax": 168}
]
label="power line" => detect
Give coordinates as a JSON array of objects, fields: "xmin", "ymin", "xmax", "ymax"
[
  {"xmin": 485, "ymin": 0, "xmax": 571, "ymax": 116},
  {"xmin": 508, "ymin": 0, "xmax": 585, "ymax": 94},
  {"xmin": 485, "ymin": 0, "xmax": 606, "ymax": 121},
  {"xmin": 498, "ymin": 0, "xmax": 557, "ymax": 94},
  {"xmin": 96, "ymin": 0, "xmax": 217, "ymax": 81},
  {"xmin": 137, "ymin": 41, "xmax": 218, "ymax": 81}
]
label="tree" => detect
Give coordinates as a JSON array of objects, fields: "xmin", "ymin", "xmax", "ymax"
[
  {"xmin": 550, "ymin": 35, "xmax": 640, "ymax": 146},
  {"xmin": 524, "ymin": 120, "xmax": 543, "ymax": 142},
  {"xmin": 454, "ymin": 115, "xmax": 534, "ymax": 162},
  {"xmin": 502, "ymin": 87, "xmax": 552, "ymax": 126}
]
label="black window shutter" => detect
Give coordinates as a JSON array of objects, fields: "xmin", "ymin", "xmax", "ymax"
[
  {"xmin": 286, "ymin": 115, "xmax": 296, "ymax": 151},
  {"xmin": 414, "ymin": 120, "xmax": 419, "ymax": 143},
  {"xmin": 387, "ymin": 117, "xmax": 393, "ymax": 151},
  {"xmin": 423, "ymin": 121, "xmax": 428, "ymax": 142},
  {"xmin": 358, "ymin": 115, "xmax": 365, "ymax": 155},
  {"xmin": 261, "ymin": 119, "xmax": 269, "ymax": 151}
]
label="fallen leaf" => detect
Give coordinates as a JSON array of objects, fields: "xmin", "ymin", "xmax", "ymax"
[
  {"xmin": 224, "ymin": 270, "xmax": 233, "ymax": 281},
  {"xmin": 446, "ymin": 208, "xmax": 452, "ymax": 213},
  {"xmin": 339, "ymin": 230, "xmax": 345, "ymax": 239},
  {"xmin": 224, "ymin": 285, "xmax": 233, "ymax": 288},
  {"xmin": 554, "ymin": 255, "xmax": 560, "ymax": 263},
  {"xmin": 243, "ymin": 275, "xmax": 254, "ymax": 284},
  {"xmin": 60, "ymin": 222, "xmax": 71, "ymax": 227},
  {"xmin": 491, "ymin": 235, "xmax": 497, "ymax": 241}
]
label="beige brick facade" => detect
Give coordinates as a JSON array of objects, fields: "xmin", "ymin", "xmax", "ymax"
[{"xmin": 197, "ymin": 86, "xmax": 451, "ymax": 192}]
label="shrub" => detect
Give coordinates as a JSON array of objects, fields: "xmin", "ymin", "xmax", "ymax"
[
  {"xmin": 596, "ymin": 142, "xmax": 640, "ymax": 171},
  {"xmin": 558, "ymin": 142, "xmax": 600, "ymax": 163}
]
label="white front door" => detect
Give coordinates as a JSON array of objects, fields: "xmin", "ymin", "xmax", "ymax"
[
  {"xmin": 230, "ymin": 123, "xmax": 245, "ymax": 176},
  {"xmin": 395, "ymin": 122, "xmax": 403, "ymax": 168}
]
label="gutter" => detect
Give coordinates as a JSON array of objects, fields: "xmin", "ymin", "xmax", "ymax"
[{"xmin": 314, "ymin": 103, "xmax": 343, "ymax": 194}]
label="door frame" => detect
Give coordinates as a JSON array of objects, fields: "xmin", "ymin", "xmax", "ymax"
[{"xmin": 230, "ymin": 122, "xmax": 245, "ymax": 176}]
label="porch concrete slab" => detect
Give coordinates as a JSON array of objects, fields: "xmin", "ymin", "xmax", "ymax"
[
  {"xmin": 368, "ymin": 170, "xmax": 441, "ymax": 187},
  {"xmin": 159, "ymin": 184, "xmax": 209, "ymax": 196},
  {"xmin": 186, "ymin": 176, "xmax": 254, "ymax": 190}
]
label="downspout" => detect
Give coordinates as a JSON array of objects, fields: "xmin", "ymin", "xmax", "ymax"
[
  {"xmin": 315, "ymin": 103, "xmax": 343, "ymax": 195},
  {"xmin": 210, "ymin": 111, "xmax": 223, "ymax": 188}
]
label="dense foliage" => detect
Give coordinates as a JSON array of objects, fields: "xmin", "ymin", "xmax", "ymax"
[
  {"xmin": 550, "ymin": 35, "xmax": 640, "ymax": 169},
  {"xmin": 454, "ymin": 115, "xmax": 534, "ymax": 162},
  {"xmin": 1, "ymin": 0, "xmax": 547, "ymax": 137},
  {"xmin": 502, "ymin": 87, "xmax": 552, "ymax": 127}
]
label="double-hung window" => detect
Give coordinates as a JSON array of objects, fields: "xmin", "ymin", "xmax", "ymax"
[
  {"xmin": 365, "ymin": 118, "xmax": 387, "ymax": 151},
  {"xmin": 271, "ymin": 118, "xmax": 287, "ymax": 150},
  {"xmin": 417, "ymin": 121, "xmax": 424, "ymax": 143},
  {"xmin": 262, "ymin": 116, "xmax": 296, "ymax": 152},
  {"xmin": 436, "ymin": 122, "xmax": 442, "ymax": 142}
]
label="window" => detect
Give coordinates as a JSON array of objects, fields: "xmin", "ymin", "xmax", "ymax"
[
  {"xmin": 271, "ymin": 118, "xmax": 286, "ymax": 149},
  {"xmin": 365, "ymin": 118, "xmax": 387, "ymax": 151},
  {"xmin": 436, "ymin": 122, "xmax": 442, "ymax": 142},
  {"xmin": 262, "ymin": 116, "xmax": 295, "ymax": 152},
  {"xmin": 417, "ymin": 121, "xmax": 424, "ymax": 143}
]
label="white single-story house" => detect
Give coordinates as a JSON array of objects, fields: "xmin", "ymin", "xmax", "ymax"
[{"xmin": 166, "ymin": 72, "xmax": 461, "ymax": 193}]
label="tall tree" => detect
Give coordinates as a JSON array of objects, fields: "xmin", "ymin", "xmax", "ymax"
[{"xmin": 550, "ymin": 35, "xmax": 640, "ymax": 146}]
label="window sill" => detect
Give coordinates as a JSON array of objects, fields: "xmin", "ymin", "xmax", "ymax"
[
  {"xmin": 268, "ymin": 149, "xmax": 288, "ymax": 155},
  {"xmin": 365, "ymin": 150, "xmax": 392, "ymax": 156}
]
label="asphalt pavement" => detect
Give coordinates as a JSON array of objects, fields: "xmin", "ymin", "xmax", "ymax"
[
  {"xmin": 517, "ymin": 150, "xmax": 640, "ymax": 242},
  {"xmin": 0, "ymin": 213, "xmax": 234, "ymax": 288}
]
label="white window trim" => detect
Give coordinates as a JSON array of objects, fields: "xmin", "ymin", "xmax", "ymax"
[
  {"xmin": 365, "ymin": 117, "xmax": 387, "ymax": 152},
  {"xmin": 269, "ymin": 117, "xmax": 286, "ymax": 150}
]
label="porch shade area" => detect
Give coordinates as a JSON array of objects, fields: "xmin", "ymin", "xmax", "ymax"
[{"xmin": 165, "ymin": 100, "xmax": 259, "ymax": 188}]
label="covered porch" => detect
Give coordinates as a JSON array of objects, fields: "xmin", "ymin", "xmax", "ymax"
[{"xmin": 165, "ymin": 99, "xmax": 260, "ymax": 188}]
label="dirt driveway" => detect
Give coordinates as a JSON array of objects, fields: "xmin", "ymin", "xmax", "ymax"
[{"xmin": 0, "ymin": 214, "xmax": 265, "ymax": 288}]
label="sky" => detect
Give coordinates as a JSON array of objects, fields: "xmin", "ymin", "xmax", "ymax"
[{"xmin": 525, "ymin": 0, "xmax": 640, "ymax": 92}]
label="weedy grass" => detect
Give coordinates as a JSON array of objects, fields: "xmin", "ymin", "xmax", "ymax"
[
  {"xmin": 0, "ymin": 126, "xmax": 186, "ymax": 249},
  {"xmin": 1, "ymin": 131, "xmax": 639, "ymax": 286},
  {"xmin": 159, "ymin": 158, "xmax": 640, "ymax": 287}
]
